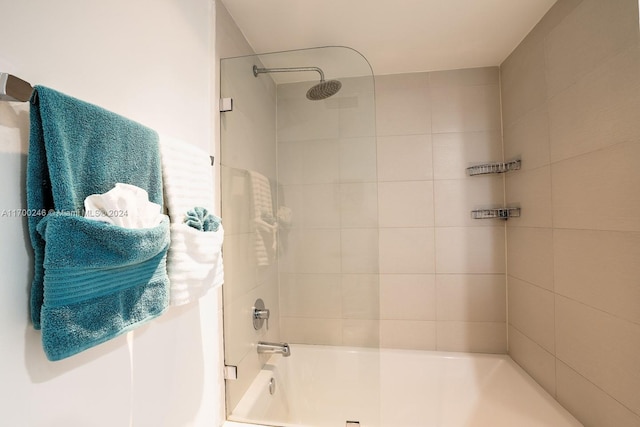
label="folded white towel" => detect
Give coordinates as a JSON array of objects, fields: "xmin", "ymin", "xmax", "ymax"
[
  {"xmin": 167, "ymin": 223, "xmax": 224, "ymax": 305},
  {"xmin": 160, "ymin": 135, "xmax": 224, "ymax": 306},
  {"xmin": 84, "ymin": 183, "xmax": 163, "ymax": 229}
]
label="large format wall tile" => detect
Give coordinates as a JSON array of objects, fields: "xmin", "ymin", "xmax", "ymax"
[
  {"xmin": 508, "ymin": 326, "xmax": 557, "ymax": 396},
  {"xmin": 554, "ymin": 228, "xmax": 640, "ymax": 324},
  {"xmin": 508, "ymin": 277, "xmax": 555, "ymax": 353},
  {"xmin": 551, "ymin": 141, "xmax": 640, "ymax": 232},
  {"xmin": 377, "ymin": 134, "xmax": 433, "ymax": 181},
  {"xmin": 435, "ymin": 274, "xmax": 506, "ymax": 322},
  {"xmin": 375, "ymin": 73, "xmax": 430, "ymax": 136},
  {"xmin": 435, "ymin": 227, "xmax": 505, "ymax": 274},
  {"xmin": 507, "ymin": 226, "xmax": 554, "ymax": 291},
  {"xmin": 544, "ymin": 0, "xmax": 639, "ymax": 98},
  {"xmin": 555, "ymin": 296, "xmax": 640, "ymax": 415},
  {"xmin": 431, "ymin": 84, "xmax": 501, "ymax": 134},
  {"xmin": 548, "ymin": 46, "xmax": 640, "ymax": 163},
  {"xmin": 556, "ymin": 360, "xmax": 640, "ymax": 427}
]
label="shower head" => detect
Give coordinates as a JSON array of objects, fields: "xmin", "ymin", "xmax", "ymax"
[
  {"xmin": 253, "ymin": 65, "xmax": 342, "ymax": 100},
  {"xmin": 306, "ymin": 79, "xmax": 342, "ymax": 101}
]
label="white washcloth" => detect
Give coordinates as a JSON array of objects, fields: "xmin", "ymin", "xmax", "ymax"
[
  {"xmin": 84, "ymin": 183, "xmax": 163, "ymax": 229},
  {"xmin": 248, "ymin": 170, "xmax": 277, "ymax": 266},
  {"xmin": 160, "ymin": 135, "xmax": 224, "ymax": 306}
]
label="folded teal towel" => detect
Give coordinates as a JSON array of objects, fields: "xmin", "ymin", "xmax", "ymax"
[
  {"xmin": 27, "ymin": 86, "xmax": 169, "ymax": 360},
  {"xmin": 37, "ymin": 214, "xmax": 169, "ymax": 361},
  {"xmin": 184, "ymin": 206, "xmax": 220, "ymax": 232}
]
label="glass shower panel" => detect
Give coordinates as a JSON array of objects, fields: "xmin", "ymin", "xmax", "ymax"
[{"xmin": 221, "ymin": 47, "xmax": 379, "ymax": 427}]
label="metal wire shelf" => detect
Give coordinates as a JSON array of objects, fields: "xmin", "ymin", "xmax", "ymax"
[
  {"xmin": 466, "ymin": 160, "xmax": 521, "ymax": 176},
  {"xmin": 471, "ymin": 208, "xmax": 521, "ymax": 220}
]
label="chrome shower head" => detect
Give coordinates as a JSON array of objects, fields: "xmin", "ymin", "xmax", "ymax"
[
  {"xmin": 306, "ymin": 79, "xmax": 342, "ymax": 101},
  {"xmin": 253, "ymin": 65, "xmax": 342, "ymax": 100}
]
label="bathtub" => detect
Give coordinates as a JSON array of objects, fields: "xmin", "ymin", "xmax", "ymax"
[{"xmin": 227, "ymin": 344, "xmax": 583, "ymax": 427}]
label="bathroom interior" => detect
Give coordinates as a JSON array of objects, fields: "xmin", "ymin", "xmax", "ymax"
[{"xmin": 1, "ymin": 0, "xmax": 639, "ymax": 426}]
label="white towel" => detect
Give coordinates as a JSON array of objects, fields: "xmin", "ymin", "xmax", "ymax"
[
  {"xmin": 160, "ymin": 135, "xmax": 224, "ymax": 306},
  {"xmin": 83, "ymin": 183, "xmax": 164, "ymax": 229},
  {"xmin": 248, "ymin": 170, "xmax": 277, "ymax": 266}
]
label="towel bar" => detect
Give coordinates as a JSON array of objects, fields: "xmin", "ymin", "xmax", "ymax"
[{"xmin": 0, "ymin": 73, "xmax": 33, "ymax": 102}]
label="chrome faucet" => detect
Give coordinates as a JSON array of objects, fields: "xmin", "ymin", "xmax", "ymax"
[{"xmin": 257, "ymin": 341, "xmax": 291, "ymax": 357}]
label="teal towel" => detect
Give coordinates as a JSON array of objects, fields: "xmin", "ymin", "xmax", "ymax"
[
  {"xmin": 27, "ymin": 86, "xmax": 169, "ymax": 361},
  {"xmin": 184, "ymin": 206, "xmax": 220, "ymax": 232}
]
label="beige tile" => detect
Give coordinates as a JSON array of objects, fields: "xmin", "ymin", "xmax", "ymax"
[
  {"xmin": 556, "ymin": 360, "xmax": 640, "ymax": 427},
  {"xmin": 378, "ymin": 181, "xmax": 434, "ymax": 227},
  {"xmin": 279, "ymin": 229, "xmax": 341, "ymax": 273},
  {"xmin": 377, "ymin": 134, "xmax": 433, "ymax": 182},
  {"xmin": 432, "ymin": 131, "xmax": 503, "ymax": 180},
  {"xmin": 429, "ymin": 66, "xmax": 499, "ymax": 87},
  {"xmin": 339, "ymin": 136, "xmax": 377, "ymax": 182},
  {"xmin": 338, "ymin": 75, "xmax": 376, "ymax": 98},
  {"xmin": 379, "ymin": 227, "xmax": 435, "ymax": 274},
  {"xmin": 508, "ymin": 326, "xmax": 557, "ymax": 397},
  {"xmin": 502, "ymin": 106, "xmax": 550, "ymax": 171},
  {"xmin": 434, "ymin": 176, "xmax": 504, "ymax": 227},
  {"xmin": 300, "ymin": 139, "xmax": 341, "ymax": 184},
  {"xmin": 551, "ymin": 141, "xmax": 640, "ymax": 232},
  {"xmin": 512, "ymin": 0, "xmax": 583, "ymax": 50},
  {"xmin": 545, "ymin": 0, "xmax": 639, "ymax": 98},
  {"xmin": 431, "ymin": 84, "xmax": 501, "ymax": 133},
  {"xmin": 436, "ymin": 274, "xmax": 506, "ymax": 322},
  {"xmin": 380, "ymin": 274, "xmax": 436, "ymax": 320},
  {"xmin": 277, "ymin": 83, "xmax": 339, "ymax": 142},
  {"xmin": 342, "ymin": 274, "xmax": 380, "ymax": 319},
  {"xmin": 338, "ymin": 89, "xmax": 376, "ymax": 139},
  {"xmin": 500, "ymin": 37, "xmax": 547, "ymax": 127},
  {"xmin": 343, "ymin": 319, "xmax": 380, "ymax": 347},
  {"xmin": 279, "ymin": 273, "xmax": 342, "ymax": 318},
  {"xmin": 222, "ymin": 59, "xmax": 277, "ymax": 174},
  {"xmin": 506, "ymin": 226, "xmax": 554, "ymax": 291},
  {"xmin": 505, "ymin": 166, "xmax": 553, "ymax": 228},
  {"xmin": 435, "ymin": 227, "xmax": 505, "ymax": 274},
  {"xmin": 280, "ymin": 317, "xmax": 343, "ymax": 345},
  {"xmin": 221, "ymin": 165, "xmax": 252, "ymax": 235},
  {"xmin": 375, "ymin": 72, "xmax": 430, "ymax": 136},
  {"xmin": 276, "ymin": 140, "xmax": 305, "ymax": 185},
  {"xmin": 548, "ymin": 46, "xmax": 640, "ymax": 162},
  {"xmin": 341, "ymin": 228, "xmax": 379, "ymax": 274},
  {"xmin": 554, "ymin": 228, "xmax": 640, "ymax": 324},
  {"xmin": 282, "ymin": 184, "xmax": 340, "ymax": 229},
  {"xmin": 339, "ymin": 183, "xmax": 378, "ymax": 228},
  {"xmin": 221, "ymin": 233, "xmax": 258, "ymax": 305},
  {"xmin": 436, "ymin": 321, "xmax": 506, "ymax": 353},
  {"xmin": 508, "ymin": 277, "xmax": 555, "ymax": 353},
  {"xmin": 555, "ymin": 296, "xmax": 640, "ymax": 414},
  {"xmin": 224, "ymin": 283, "xmax": 278, "ymax": 364},
  {"xmin": 380, "ymin": 320, "xmax": 436, "ymax": 350},
  {"xmin": 278, "ymin": 139, "xmax": 340, "ymax": 185}
]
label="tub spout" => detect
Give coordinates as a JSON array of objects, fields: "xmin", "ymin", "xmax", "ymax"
[{"xmin": 257, "ymin": 341, "xmax": 291, "ymax": 357}]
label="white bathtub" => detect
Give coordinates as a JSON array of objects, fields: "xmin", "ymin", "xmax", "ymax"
[{"xmin": 227, "ymin": 344, "xmax": 583, "ymax": 427}]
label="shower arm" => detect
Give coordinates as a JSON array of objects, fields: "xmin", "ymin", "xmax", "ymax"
[{"xmin": 253, "ymin": 65, "xmax": 325, "ymax": 82}]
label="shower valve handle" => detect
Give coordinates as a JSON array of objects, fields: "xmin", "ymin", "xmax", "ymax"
[
  {"xmin": 254, "ymin": 308, "xmax": 270, "ymax": 329},
  {"xmin": 253, "ymin": 298, "xmax": 270, "ymax": 330}
]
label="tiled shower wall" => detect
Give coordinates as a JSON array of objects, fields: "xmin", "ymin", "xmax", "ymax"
[
  {"xmin": 278, "ymin": 67, "xmax": 508, "ymax": 353},
  {"xmin": 376, "ymin": 68, "xmax": 506, "ymax": 352},
  {"xmin": 501, "ymin": 0, "xmax": 640, "ymax": 425}
]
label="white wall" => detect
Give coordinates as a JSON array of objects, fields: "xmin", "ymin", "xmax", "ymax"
[{"xmin": 0, "ymin": 1, "xmax": 225, "ymax": 426}]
